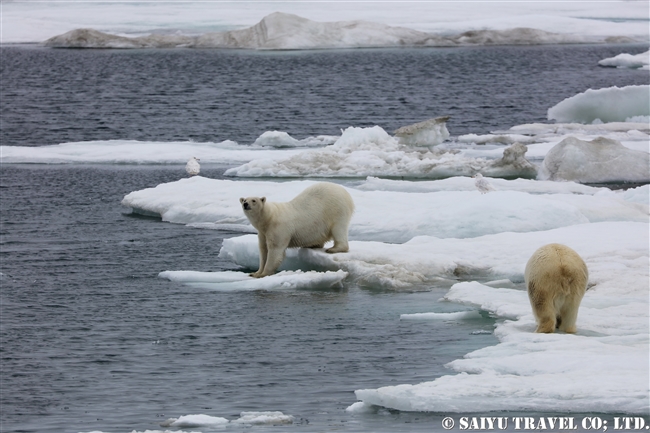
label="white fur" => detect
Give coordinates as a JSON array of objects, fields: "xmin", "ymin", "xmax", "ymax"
[
  {"xmin": 240, "ymin": 182, "xmax": 354, "ymax": 278},
  {"xmin": 524, "ymin": 243, "xmax": 588, "ymax": 333}
]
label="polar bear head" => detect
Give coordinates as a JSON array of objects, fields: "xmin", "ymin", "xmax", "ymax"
[{"xmin": 240, "ymin": 196, "xmax": 266, "ymax": 217}]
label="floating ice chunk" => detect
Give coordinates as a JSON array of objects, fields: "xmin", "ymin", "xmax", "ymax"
[
  {"xmin": 400, "ymin": 310, "xmax": 483, "ymax": 321},
  {"xmin": 159, "ymin": 269, "xmax": 348, "ymax": 291},
  {"xmin": 393, "ymin": 116, "xmax": 450, "ymax": 147},
  {"xmin": 345, "ymin": 401, "xmax": 375, "ymax": 413},
  {"xmin": 161, "ymin": 413, "xmax": 229, "ymax": 428},
  {"xmin": 542, "ymin": 136, "xmax": 650, "ymax": 183},
  {"xmin": 232, "ymin": 411, "xmax": 294, "ymax": 425},
  {"xmin": 251, "ymin": 130, "xmax": 335, "ymax": 148},
  {"xmin": 599, "ymin": 50, "xmax": 649, "ymax": 70},
  {"xmin": 547, "ymin": 85, "xmax": 650, "ymax": 123}
]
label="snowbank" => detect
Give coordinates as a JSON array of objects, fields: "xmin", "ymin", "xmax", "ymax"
[
  {"xmin": 547, "ymin": 85, "xmax": 650, "ymax": 124},
  {"xmin": 43, "ymin": 12, "xmax": 592, "ymax": 50},
  {"xmin": 122, "ymin": 178, "xmax": 648, "ymax": 244},
  {"xmin": 542, "ymin": 136, "xmax": 650, "ymax": 183},
  {"xmin": 599, "ymin": 50, "xmax": 649, "ymax": 70}
]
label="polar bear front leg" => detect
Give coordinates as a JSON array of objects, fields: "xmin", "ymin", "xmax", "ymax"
[
  {"xmin": 251, "ymin": 233, "xmax": 268, "ymax": 278},
  {"xmin": 258, "ymin": 246, "xmax": 286, "ymax": 277},
  {"xmin": 254, "ymin": 234, "xmax": 289, "ymax": 277}
]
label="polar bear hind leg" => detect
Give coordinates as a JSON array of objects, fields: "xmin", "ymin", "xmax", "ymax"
[{"xmin": 326, "ymin": 222, "xmax": 350, "ymax": 253}]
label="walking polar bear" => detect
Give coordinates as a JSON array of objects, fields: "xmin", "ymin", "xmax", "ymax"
[
  {"xmin": 240, "ymin": 182, "xmax": 355, "ymax": 278},
  {"xmin": 524, "ymin": 243, "xmax": 588, "ymax": 333}
]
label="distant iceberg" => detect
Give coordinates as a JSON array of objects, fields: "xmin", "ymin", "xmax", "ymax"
[
  {"xmin": 548, "ymin": 85, "xmax": 650, "ymax": 124},
  {"xmin": 44, "ymin": 12, "xmax": 589, "ymax": 50}
]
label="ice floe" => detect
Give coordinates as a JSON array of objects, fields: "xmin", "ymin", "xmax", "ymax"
[
  {"xmin": 547, "ymin": 85, "xmax": 650, "ymax": 124},
  {"xmin": 159, "ymin": 269, "xmax": 348, "ymax": 291},
  {"xmin": 158, "ymin": 410, "xmax": 294, "ymax": 429},
  {"xmin": 122, "ymin": 178, "xmax": 648, "ymax": 244},
  {"xmin": 160, "ymin": 413, "xmax": 229, "ymax": 428},
  {"xmin": 599, "ymin": 50, "xmax": 650, "ymax": 70},
  {"xmin": 0, "ymin": 139, "xmax": 304, "ymax": 165},
  {"xmin": 218, "ymin": 220, "xmax": 648, "ymax": 289}
]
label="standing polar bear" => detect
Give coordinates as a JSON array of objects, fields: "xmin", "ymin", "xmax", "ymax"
[
  {"xmin": 240, "ymin": 182, "xmax": 355, "ymax": 278},
  {"xmin": 525, "ymin": 243, "xmax": 588, "ymax": 333}
]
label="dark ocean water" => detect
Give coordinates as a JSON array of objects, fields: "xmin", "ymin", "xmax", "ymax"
[
  {"xmin": 1, "ymin": 44, "xmax": 649, "ymax": 433},
  {"xmin": 1, "ymin": 44, "xmax": 648, "ymax": 146}
]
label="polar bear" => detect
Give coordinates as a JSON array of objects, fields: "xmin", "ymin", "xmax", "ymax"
[
  {"xmin": 524, "ymin": 243, "xmax": 588, "ymax": 333},
  {"xmin": 240, "ymin": 182, "xmax": 355, "ymax": 278}
]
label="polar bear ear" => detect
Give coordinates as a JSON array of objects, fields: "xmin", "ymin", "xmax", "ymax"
[
  {"xmin": 239, "ymin": 197, "xmax": 245, "ymax": 204},
  {"xmin": 261, "ymin": 197, "xmax": 266, "ymax": 203}
]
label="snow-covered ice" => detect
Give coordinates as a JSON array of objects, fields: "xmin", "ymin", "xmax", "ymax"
[
  {"xmin": 136, "ymin": 174, "xmax": 648, "ymax": 413},
  {"xmin": 348, "ymin": 221, "xmax": 648, "ymax": 414},
  {"xmin": 122, "ymin": 178, "xmax": 648, "ymax": 244}
]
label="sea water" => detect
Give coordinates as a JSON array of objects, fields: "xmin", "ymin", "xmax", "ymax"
[{"xmin": 1, "ymin": 44, "xmax": 648, "ymax": 433}]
